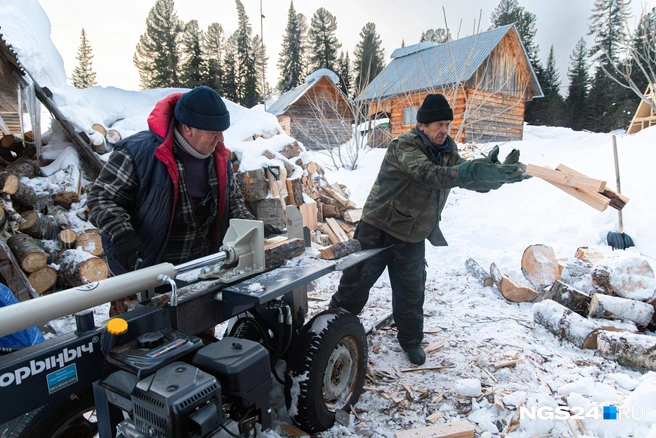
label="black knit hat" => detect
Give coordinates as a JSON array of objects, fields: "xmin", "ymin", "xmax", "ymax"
[
  {"xmin": 416, "ymin": 93, "xmax": 453, "ymax": 124},
  {"xmin": 174, "ymin": 86, "xmax": 230, "ymax": 131}
]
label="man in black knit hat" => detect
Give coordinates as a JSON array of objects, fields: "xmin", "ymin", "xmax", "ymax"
[
  {"xmin": 88, "ymin": 86, "xmax": 280, "ymax": 278},
  {"xmin": 329, "ymin": 93, "xmax": 528, "ymax": 365}
]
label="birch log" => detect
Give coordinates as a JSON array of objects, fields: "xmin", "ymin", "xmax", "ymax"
[
  {"xmin": 597, "ymin": 331, "xmax": 656, "ymax": 370},
  {"xmin": 543, "ymin": 280, "xmax": 591, "ymax": 315},
  {"xmin": 592, "ymin": 257, "xmax": 656, "ymax": 301},
  {"xmin": 465, "ymin": 258, "xmax": 494, "ymax": 287},
  {"xmin": 533, "ymin": 299, "xmax": 601, "ymax": 349},
  {"xmin": 490, "ymin": 262, "xmax": 538, "ymax": 302},
  {"xmin": 588, "ymin": 293, "xmax": 654, "ymax": 327},
  {"xmin": 521, "ymin": 244, "xmax": 561, "ymax": 290}
]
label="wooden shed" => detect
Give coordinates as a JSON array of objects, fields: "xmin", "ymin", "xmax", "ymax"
[
  {"xmin": 627, "ymin": 84, "xmax": 656, "ymax": 134},
  {"xmin": 267, "ymin": 69, "xmax": 354, "ymax": 151},
  {"xmin": 355, "ymin": 24, "xmax": 543, "ymax": 144},
  {"xmin": 0, "ymin": 31, "xmax": 29, "ymax": 140}
]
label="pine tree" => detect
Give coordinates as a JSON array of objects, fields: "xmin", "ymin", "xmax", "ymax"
[
  {"xmin": 337, "ymin": 50, "xmax": 352, "ymax": 96},
  {"xmin": 586, "ymin": 0, "xmax": 633, "ymax": 131},
  {"xmin": 307, "ymin": 8, "xmax": 341, "ymax": 73},
  {"xmin": 564, "ymin": 38, "xmax": 590, "ymax": 131},
  {"xmin": 628, "ymin": 8, "xmax": 656, "ymax": 96},
  {"xmin": 133, "ymin": 0, "xmax": 182, "ymax": 89},
  {"xmin": 222, "ymin": 34, "xmax": 239, "ymax": 102},
  {"xmin": 528, "ymin": 46, "xmax": 566, "ymax": 126},
  {"xmin": 203, "ymin": 23, "xmax": 225, "ymax": 93},
  {"xmin": 353, "ymin": 22, "xmax": 385, "ymax": 96},
  {"xmin": 235, "ymin": 0, "xmax": 261, "ymax": 107},
  {"xmin": 71, "ymin": 29, "xmax": 97, "ymax": 89},
  {"xmin": 277, "ymin": 1, "xmax": 308, "ymax": 92},
  {"xmin": 252, "ymin": 34, "xmax": 269, "ymax": 101},
  {"xmin": 419, "ymin": 28, "xmax": 451, "ymax": 43},
  {"xmin": 180, "ymin": 20, "xmax": 205, "ymax": 89}
]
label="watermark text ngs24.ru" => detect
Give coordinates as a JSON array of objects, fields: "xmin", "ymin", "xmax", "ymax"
[{"xmin": 520, "ymin": 406, "xmax": 644, "ymax": 421}]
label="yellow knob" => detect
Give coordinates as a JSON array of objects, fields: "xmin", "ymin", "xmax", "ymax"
[{"xmin": 106, "ymin": 318, "xmax": 128, "ymax": 335}]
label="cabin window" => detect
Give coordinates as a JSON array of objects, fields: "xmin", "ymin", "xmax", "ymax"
[{"xmin": 403, "ymin": 107, "xmax": 418, "ymax": 125}]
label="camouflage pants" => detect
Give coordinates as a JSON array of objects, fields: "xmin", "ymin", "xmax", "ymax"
[{"xmin": 330, "ymin": 221, "xmax": 426, "ymax": 349}]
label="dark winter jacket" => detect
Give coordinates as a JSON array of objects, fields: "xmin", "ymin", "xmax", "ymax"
[
  {"xmin": 361, "ymin": 128, "xmax": 466, "ymax": 246},
  {"xmin": 88, "ymin": 93, "xmax": 250, "ymax": 270}
]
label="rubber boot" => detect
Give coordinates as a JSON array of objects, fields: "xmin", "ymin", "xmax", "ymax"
[{"xmin": 404, "ymin": 346, "xmax": 426, "ymax": 365}]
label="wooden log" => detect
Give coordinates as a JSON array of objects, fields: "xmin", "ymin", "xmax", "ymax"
[
  {"xmin": 18, "ymin": 210, "xmax": 59, "ymax": 240},
  {"xmin": 543, "ymin": 280, "xmax": 591, "ymax": 315},
  {"xmin": 89, "ymin": 131, "xmax": 108, "ymax": 155},
  {"xmin": 106, "ymin": 128, "xmax": 122, "ymax": 145},
  {"xmin": 264, "ymin": 237, "xmax": 305, "ymax": 268},
  {"xmin": 575, "ymin": 247, "xmax": 604, "ymax": 264},
  {"xmin": 533, "ymin": 299, "xmax": 601, "ymax": 349},
  {"xmin": 58, "ymin": 229, "xmax": 78, "ymax": 248},
  {"xmin": 299, "ymin": 201, "xmax": 318, "ymax": 231},
  {"xmin": 0, "ymin": 197, "xmax": 24, "ymax": 233},
  {"xmin": 5, "ymin": 156, "xmax": 41, "ymax": 179},
  {"xmin": 306, "ymin": 161, "xmax": 318, "ymax": 175},
  {"xmin": 23, "ymin": 130, "xmax": 34, "ymax": 142},
  {"xmin": 0, "ymin": 234, "xmax": 37, "ymax": 300},
  {"xmin": 75, "ymin": 230, "xmax": 104, "ymax": 257},
  {"xmin": 320, "ymin": 223, "xmax": 340, "ymax": 245},
  {"xmin": 11, "ymin": 182, "xmax": 37, "ymax": 211},
  {"xmin": 597, "ymin": 330, "xmax": 656, "ymax": 370},
  {"xmin": 591, "ymin": 257, "xmax": 656, "ymax": 301},
  {"xmin": 57, "ymin": 249, "xmax": 109, "ymax": 287},
  {"xmin": 236, "ymin": 168, "xmax": 269, "ymax": 202},
  {"xmin": 321, "ymin": 184, "xmax": 357, "ymax": 210},
  {"xmin": 556, "ymin": 163, "xmax": 630, "ymax": 210},
  {"xmin": 50, "ymin": 205, "xmax": 73, "ymax": 229},
  {"xmin": 0, "ymin": 172, "xmax": 19, "ymax": 195},
  {"xmin": 91, "ymin": 123, "xmax": 107, "ymax": 138},
  {"xmin": 319, "ymin": 239, "xmax": 361, "ymax": 260},
  {"xmin": 521, "ymin": 244, "xmax": 561, "ymax": 290},
  {"xmin": 595, "ymin": 318, "xmax": 638, "ymax": 334},
  {"xmin": 525, "ymin": 163, "xmax": 606, "ymax": 192},
  {"xmin": 343, "ymin": 208, "xmax": 362, "ymax": 223},
  {"xmin": 560, "ymin": 258, "xmax": 595, "ymax": 294},
  {"xmin": 286, "ymin": 178, "xmax": 304, "ymax": 207},
  {"xmin": 0, "ymin": 206, "xmax": 5, "ymax": 231},
  {"xmin": 52, "ymin": 191, "xmax": 80, "ymax": 209},
  {"xmin": 588, "ymin": 293, "xmax": 654, "ymax": 327},
  {"xmin": 326, "ymin": 218, "xmax": 349, "ymax": 242},
  {"xmin": 321, "ymin": 203, "xmax": 342, "ymax": 218},
  {"xmin": 301, "ymin": 175, "xmax": 320, "ymax": 200},
  {"xmin": 1, "ymin": 134, "xmax": 16, "ymax": 148},
  {"xmin": 279, "ymin": 142, "xmax": 303, "ymax": 159},
  {"xmin": 490, "ymin": 262, "xmax": 538, "ymax": 302},
  {"xmin": 465, "ymin": 258, "xmax": 494, "ymax": 287},
  {"xmin": 7, "ymin": 233, "xmax": 48, "ymax": 273},
  {"xmin": 28, "ymin": 265, "xmax": 58, "ymax": 295},
  {"xmin": 395, "ymin": 420, "xmax": 474, "ymax": 438},
  {"xmin": 254, "ymin": 198, "xmax": 285, "ymax": 230}
]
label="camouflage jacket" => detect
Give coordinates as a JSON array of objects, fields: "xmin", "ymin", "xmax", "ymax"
[{"xmin": 361, "ymin": 128, "xmax": 466, "ymax": 246}]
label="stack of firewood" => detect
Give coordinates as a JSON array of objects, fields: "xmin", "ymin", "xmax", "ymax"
[
  {"xmin": 0, "ymin": 141, "xmax": 108, "ymax": 299},
  {"xmin": 467, "ymin": 245, "xmax": 656, "ymax": 370},
  {"xmin": 78, "ymin": 123, "xmax": 126, "ymax": 156}
]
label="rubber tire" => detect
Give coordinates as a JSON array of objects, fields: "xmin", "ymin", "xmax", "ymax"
[
  {"xmin": 0, "ymin": 388, "xmax": 97, "ymax": 438},
  {"xmin": 284, "ymin": 308, "xmax": 367, "ymax": 433}
]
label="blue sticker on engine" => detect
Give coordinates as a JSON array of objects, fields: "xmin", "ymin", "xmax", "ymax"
[{"xmin": 47, "ymin": 364, "xmax": 78, "ymax": 394}]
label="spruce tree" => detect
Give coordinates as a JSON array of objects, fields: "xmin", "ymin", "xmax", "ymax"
[
  {"xmin": 133, "ymin": 0, "xmax": 182, "ymax": 89},
  {"xmin": 564, "ymin": 38, "xmax": 590, "ymax": 131},
  {"xmin": 71, "ymin": 29, "xmax": 97, "ymax": 89},
  {"xmin": 353, "ymin": 22, "xmax": 385, "ymax": 96},
  {"xmin": 307, "ymin": 8, "xmax": 341, "ymax": 73},
  {"xmin": 277, "ymin": 1, "xmax": 308, "ymax": 92},
  {"xmin": 529, "ymin": 46, "xmax": 566, "ymax": 126},
  {"xmin": 337, "ymin": 50, "xmax": 352, "ymax": 96},
  {"xmin": 252, "ymin": 35, "xmax": 269, "ymax": 101},
  {"xmin": 419, "ymin": 28, "xmax": 451, "ymax": 43},
  {"xmin": 203, "ymin": 23, "xmax": 225, "ymax": 93},
  {"xmin": 222, "ymin": 34, "xmax": 239, "ymax": 102},
  {"xmin": 180, "ymin": 20, "xmax": 205, "ymax": 89},
  {"xmin": 235, "ymin": 0, "xmax": 261, "ymax": 107}
]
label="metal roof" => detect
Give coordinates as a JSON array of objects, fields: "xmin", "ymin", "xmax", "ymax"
[
  {"xmin": 356, "ymin": 24, "xmax": 542, "ymax": 102},
  {"xmin": 266, "ymin": 81, "xmax": 312, "ymax": 116}
]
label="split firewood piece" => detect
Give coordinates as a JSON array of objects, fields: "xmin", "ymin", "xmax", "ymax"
[
  {"xmin": 395, "ymin": 420, "xmax": 474, "ymax": 438},
  {"xmin": 597, "ymin": 330, "xmax": 656, "ymax": 370},
  {"xmin": 264, "ymin": 237, "xmax": 305, "ymax": 268},
  {"xmin": 57, "ymin": 248, "xmax": 109, "ymax": 287},
  {"xmin": 343, "ymin": 208, "xmax": 362, "ymax": 224},
  {"xmin": 4, "ymin": 156, "xmax": 41, "ymax": 179},
  {"xmin": 533, "ymin": 299, "xmax": 601, "ymax": 349},
  {"xmin": 11, "ymin": 182, "xmax": 37, "ymax": 211},
  {"xmin": 299, "ymin": 201, "xmax": 318, "ymax": 230},
  {"xmin": 556, "ymin": 164, "xmax": 629, "ymax": 210},
  {"xmin": 424, "ymin": 341, "xmax": 444, "ymax": 354},
  {"xmin": 490, "ymin": 262, "xmax": 538, "ymax": 302},
  {"xmin": 321, "ymin": 202, "xmax": 342, "ymax": 218},
  {"xmin": 521, "ymin": 244, "xmax": 561, "ymax": 290},
  {"xmin": 321, "ymin": 184, "xmax": 357, "ymax": 210},
  {"xmin": 286, "ymin": 177, "xmax": 304, "ymax": 207},
  {"xmin": 465, "ymin": 258, "xmax": 494, "ymax": 287},
  {"xmin": 525, "ymin": 163, "xmax": 606, "ymax": 192},
  {"xmin": 28, "ymin": 265, "xmax": 58, "ymax": 295},
  {"xmin": 326, "ymin": 217, "xmax": 349, "ymax": 242},
  {"xmin": 75, "ymin": 230, "xmax": 104, "ymax": 257},
  {"xmin": 591, "ymin": 257, "xmax": 656, "ymax": 301},
  {"xmin": 549, "ymin": 164, "xmax": 611, "ymax": 212},
  {"xmin": 542, "ymin": 280, "xmax": 591, "ymax": 315},
  {"xmin": 588, "ymin": 293, "xmax": 654, "ymax": 328},
  {"xmin": 575, "ymin": 247, "xmax": 604, "ymax": 264},
  {"xmin": 318, "ymin": 239, "xmax": 361, "ymax": 260},
  {"xmin": 0, "ymin": 172, "xmax": 19, "ymax": 195},
  {"xmin": 235, "ymin": 168, "xmax": 268, "ymax": 202},
  {"xmin": 19, "ymin": 210, "xmax": 59, "ymax": 240},
  {"xmin": 7, "ymin": 233, "xmax": 48, "ymax": 273},
  {"xmin": 320, "ymin": 223, "xmax": 340, "ymax": 245}
]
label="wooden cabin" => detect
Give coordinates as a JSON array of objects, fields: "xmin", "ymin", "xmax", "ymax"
[
  {"xmin": 627, "ymin": 84, "xmax": 656, "ymax": 134},
  {"xmin": 268, "ymin": 70, "xmax": 353, "ymax": 151},
  {"xmin": 0, "ymin": 32, "xmax": 28, "ymax": 140},
  {"xmin": 355, "ymin": 24, "xmax": 543, "ymax": 144}
]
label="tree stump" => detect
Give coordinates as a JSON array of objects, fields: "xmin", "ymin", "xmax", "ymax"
[
  {"xmin": 57, "ymin": 249, "xmax": 109, "ymax": 287},
  {"xmin": 75, "ymin": 230, "xmax": 104, "ymax": 257},
  {"xmin": 588, "ymin": 293, "xmax": 654, "ymax": 328},
  {"xmin": 521, "ymin": 244, "xmax": 561, "ymax": 290},
  {"xmin": 28, "ymin": 265, "xmax": 58, "ymax": 295},
  {"xmin": 543, "ymin": 280, "xmax": 591, "ymax": 315},
  {"xmin": 19, "ymin": 210, "xmax": 59, "ymax": 240},
  {"xmin": 465, "ymin": 258, "xmax": 494, "ymax": 287},
  {"xmin": 7, "ymin": 233, "xmax": 48, "ymax": 273},
  {"xmin": 490, "ymin": 262, "xmax": 538, "ymax": 302},
  {"xmin": 533, "ymin": 299, "xmax": 601, "ymax": 349},
  {"xmin": 597, "ymin": 330, "xmax": 656, "ymax": 370}
]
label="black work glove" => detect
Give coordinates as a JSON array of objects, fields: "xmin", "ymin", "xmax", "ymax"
[
  {"xmin": 263, "ymin": 223, "xmax": 282, "ymax": 237},
  {"xmin": 113, "ymin": 230, "xmax": 145, "ymax": 271}
]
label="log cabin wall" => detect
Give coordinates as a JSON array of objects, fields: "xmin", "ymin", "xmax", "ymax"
[
  {"xmin": 286, "ymin": 76, "xmax": 353, "ymax": 151},
  {"xmin": 464, "ymin": 90, "xmax": 526, "ymax": 142}
]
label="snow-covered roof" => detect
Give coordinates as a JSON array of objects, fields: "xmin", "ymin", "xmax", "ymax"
[
  {"xmin": 355, "ymin": 24, "xmax": 542, "ymax": 102},
  {"xmin": 267, "ymin": 69, "xmax": 345, "ymax": 117}
]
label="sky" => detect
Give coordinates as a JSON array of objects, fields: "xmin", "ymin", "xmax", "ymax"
[
  {"xmin": 36, "ymin": 0, "xmax": 652, "ymax": 94},
  {"xmin": 4, "ymin": 2, "xmax": 656, "ymax": 436}
]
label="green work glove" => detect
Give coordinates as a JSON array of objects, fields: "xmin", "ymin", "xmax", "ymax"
[{"xmin": 458, "ymin": 158, "xmax": 526, "ymax": 190}]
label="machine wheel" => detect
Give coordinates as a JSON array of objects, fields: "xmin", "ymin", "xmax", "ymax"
[
  {"xmin": 0, "ymin": 388, "xmax": 97, "ymax": 438},
  {"xmin": 284, "ymin": 308, "xmax": 367, "ymax": 433}
]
